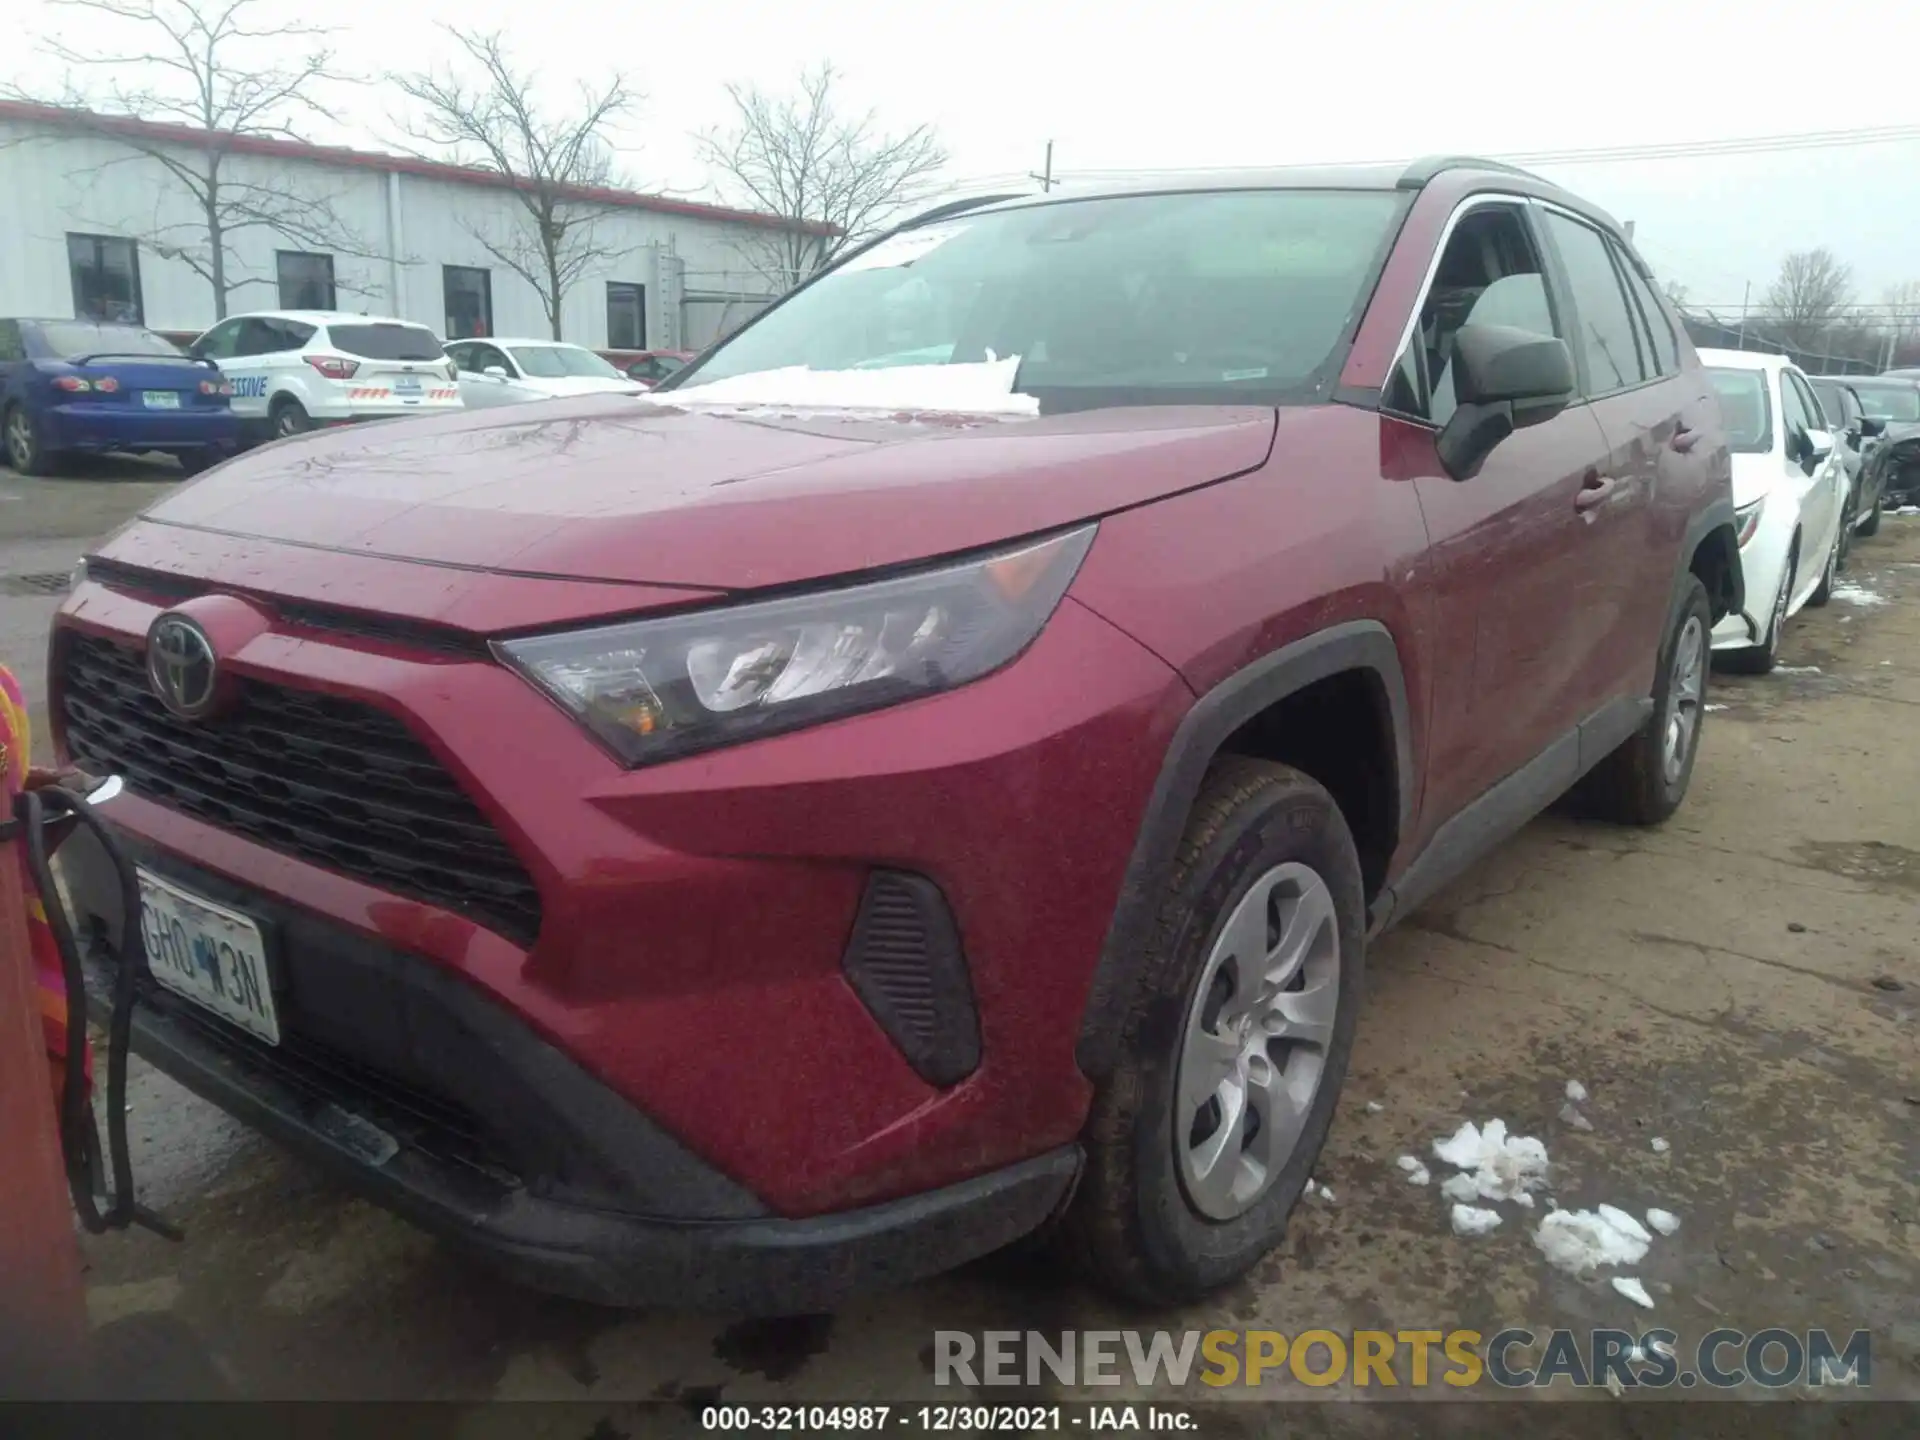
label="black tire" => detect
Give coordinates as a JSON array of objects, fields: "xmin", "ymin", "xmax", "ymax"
[
  {"xmin": 1579, "ymin": 575, "xmax": 1712, "ymax": 826},
  {"xmin": 1808, "ymin": 527, "xmax": 1840, "ymax": 607},
  {"xmin": 1858, "ymin": 495, "xmax": 1881, "ymax": 537},
  {"xmin": 175, "ymin": 451, "xmax": 216, "ymax": 477},
  {"xmin": 269, "ymin": 396, "xmax": 311, "ymax": 439},
  {"xmin": 1061, "ymin": 757, "xmax": 1366, "ymax": 1306},
  {"xmin": 3, "ymin": 403, "xmax": 63, "ymax": 476},
  {"xmin": 1718, "ymin": 539, "xmax": 1795, "ymax": 676}
]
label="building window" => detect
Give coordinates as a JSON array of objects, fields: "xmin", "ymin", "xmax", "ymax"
[
  {"xmin": 277, "ymin": 251, "xmax": 336, "ymax": 310},
  {"xmin": 443, "ymin": 266, "xmax": 492, "ymax": 340},
  {"xmin": 607, "ymin": 282, "xmax": 647, "ymax": 350},
  {"xmin": 67, "ymin": 234, "xmax": 143, "ymax": 324}
]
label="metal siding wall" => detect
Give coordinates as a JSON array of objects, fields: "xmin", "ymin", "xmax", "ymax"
[{"xmin": 0, "ymin": 118, "xmax": 783, "ymax": 344}]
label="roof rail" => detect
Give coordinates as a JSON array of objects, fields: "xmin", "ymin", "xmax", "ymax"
[
  {"xmin": 897, "ymin": 191, "xmax": 1031, "ymax": 228},
  {"xmin": 1396, "ymin": 155, "xmax": 1542, "ymax": 190}
]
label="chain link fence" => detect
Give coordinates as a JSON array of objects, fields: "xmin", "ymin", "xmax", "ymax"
[{"xmin": 1676, "ymin": 312, "xmax": 1885, "ymax": 376}]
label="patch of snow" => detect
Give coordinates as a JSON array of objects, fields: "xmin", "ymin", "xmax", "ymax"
[
  {"xmin": 1705, "ymin": 703, "xmax": 1728, "ymax": 712},
  {"xmin": 1604, "ymin": 1369, "xmax": 1624, "ymax": 1398},
  {"xmin": 1775, "ymin": 665, "xmax": 1822, "ymax": 674},
  {"xmin": 1431, "ymin": 1118, "xmax": 1551, "ymax": 1201},
  {"xmin": 1366, "ymin": 1100, "xmax": 1384, "ymax": 1113},
  {"xmin": 1559, "ymin": 1102, "xmax": 1594, "ymax": 1131},
  {"xmin": 1396, "ymin": 1156, "xmax": 1430, "ymax": 1186},
  {"xmin": 1534, "ymin": 1207, "xmax": 1652, "ymax": 1274},
  {"xmin": 1515, "ymin": 1192, "xmax": 1535, "ymax": 1209},
  {"xmin": 1646, "ymin": 1208, "xmax": 1681, "ymax": 1236},
  {"xmin": 1650, "ymin": 1137, "xmax": 1670, "ymax": 1154},
  {"xmin": 1451, "ymin": 1204, "xmax": 1503, "ymax": 1236},
  {"xmin": 657, "ymin": 357, "xmax": 1040, "ymax": 417},
  {"xmin": 1598, "ymin": 1205, "xmax": 1652, "ymax": 1244},
  {"xmin": 1627, "ymin": 1345, "xmax": 1647, "ymax": 1364},
  {"xmin": 1565, "ymin": 1080, "xmax": 1588, "ymax": 1103},
  {"xmin": 1612, "ymin": 1277, "xmax": 1655, "ymax": 1309},
  {"xmin": 1440, "ymin": 1171, "xmax": 1480, "ymax": 1203},
  {"xmin": 1318, "ymin": 1184, "xmax": 1336, "ymax": 1204},
  {"xmin": 1830, "ymin": 582, "xmax": 1887, "ymax": 607}
]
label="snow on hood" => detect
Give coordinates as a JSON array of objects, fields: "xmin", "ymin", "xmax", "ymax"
[{"xmin": 655, "ymin": 357, "xmax": 1040, "ymax": 417}]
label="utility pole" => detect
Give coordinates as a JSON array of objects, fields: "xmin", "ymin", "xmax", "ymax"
[
  {"xmin": 1030, "ymin": 140, "xmax": 1055, "ymax": 193},
  {"xmin": 1736, "ymin": 280, "xmax": 1751, "ymax": 350}
]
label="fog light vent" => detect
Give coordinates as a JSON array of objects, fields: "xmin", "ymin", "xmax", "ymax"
[{"xmin": 842, "ymin": 870, "xmax": 980, "ymax": 1087}]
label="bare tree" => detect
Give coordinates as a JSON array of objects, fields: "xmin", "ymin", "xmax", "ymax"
[
  {"xmin": 694, "ymin": 64, "xmax": 948, "ymax": 288},
  {"xmin": 1661, "ymin": 278, "xmax": 1689, "ymax": 308},
  {"xmin": 6, "ymin": 0, "xmax": 378, "ymax": 319},
  {"xmin": 394, "ymin": 30, "xmax": 635, "ymax": 340},
  {"xmin": 1763, "ymin": 248, "xmax": 1854, "ymax": 350}
]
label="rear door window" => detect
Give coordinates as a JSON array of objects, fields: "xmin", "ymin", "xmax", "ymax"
[
  {"xmin": 1705, "ymin": 367, "xmax": 1772, "ymax": 453},
  {"xmin": 327, "ymin": 324, "xmax": 445, "ymax": 361},
  {"xmin": 1541, "ymin": 212, "xmax": 1648, "ymax": 394},
  {"xmin": 1614, "ymin": 251, "xmax": 1679, "ymax": 377}
]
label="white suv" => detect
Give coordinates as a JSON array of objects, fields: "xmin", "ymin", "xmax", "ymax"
[{"xmin": 188, "ymin": 311, "xmax": 463, "ymax": 440}]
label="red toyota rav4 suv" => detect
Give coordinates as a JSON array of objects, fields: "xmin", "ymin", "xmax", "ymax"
[{"xmin": 54, "ymin": 158, "xmax": 1739, "ymax": 1312}]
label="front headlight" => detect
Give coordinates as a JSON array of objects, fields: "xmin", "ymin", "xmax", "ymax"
[
  {"xmin": 1734, "ymin": 497, "xmax": 1766, "ymax": 548},
  {"xmin": 495, "ymin": 525, "xmax": 1096, "ymax": 766}
]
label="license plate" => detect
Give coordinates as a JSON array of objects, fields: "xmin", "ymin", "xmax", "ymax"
[
  {"xmin": 138, "ymin": 870, "xmax": 279, "ymax": 1045},
  {"xmin": 393, "ymin": 375, "xmax": 422, "ymax": 394},
  {"xmin": 142, "ymin": 391, "xmax": 181, "ymax": 409}
]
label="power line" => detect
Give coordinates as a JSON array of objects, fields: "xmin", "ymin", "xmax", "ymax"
[{"xmin": 1031, "ymin": 122, "xmax": 1920, "ymax": 183}]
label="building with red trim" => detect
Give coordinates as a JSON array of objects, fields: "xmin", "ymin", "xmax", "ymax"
[{"xmin": 0, "ymin": 100, "xmax": 824, "ymax": 349}]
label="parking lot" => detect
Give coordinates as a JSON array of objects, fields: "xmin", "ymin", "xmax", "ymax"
[{"xmin": 4, "ymin": 458, "xmax": 1916, "ymax": 1416}]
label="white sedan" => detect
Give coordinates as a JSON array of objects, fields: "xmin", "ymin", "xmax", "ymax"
[
  {"xmin": 1699, "ymin": 348, "xmax": 1850, "ymax": 674},
  {"xmin": 446, "ymin": 339, "xmax": 647, "ymax": 409}
]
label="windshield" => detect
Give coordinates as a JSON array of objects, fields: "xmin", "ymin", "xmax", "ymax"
[
  {"xmin": 1849, "ymin": 381, "xmax": 1920, "ymax": 422},
  {"xmin": 1707, "ymin": 366, "xmax": 1773, "ymax": 454},
  {"xmin": 327, "ymin": 323, "xmax": 445, "ymax": 361},
  {"xmin": 511, "ymin": 345, "xmax": 623, "ymax": 379},
  {"xmin": 32, "ymin": 321, "xmax": 186, "ymax": 361},
  {"xmin": 676, "ymin": 188, "xmax": 1409, "ymax": 412}
]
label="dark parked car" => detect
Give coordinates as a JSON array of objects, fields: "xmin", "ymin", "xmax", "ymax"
[
  {"xmin": 1810, "ymin": 376, "xmax": 1890, "ymax": 540},
  {"xmin": 54, "ymin": 158, "xmax": 1739, "ymax": 1313},
  {"xmin": 1849, "ymin": 376, "xmax": 1920, "ymax": 508},
  {"xmin": 1, "ymin": 319, "xmax": 240, "ymax": 476}
]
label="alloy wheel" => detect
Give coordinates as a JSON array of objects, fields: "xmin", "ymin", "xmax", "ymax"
[
  {"xmin": 5, "ymin": 411, "xmax": 30, "ymax": 470},
  {"xmin": 1663, "ymin": 614, "xmax": 1706, "ymax": 785},
  {"xmin": 1176, "ymin": 861, "xmax": 1340, "ymax": 1221}
]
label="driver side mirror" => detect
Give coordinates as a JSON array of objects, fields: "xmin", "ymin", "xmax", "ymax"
[
  {"xmin": 483, "ymin": 365, "xmax": 510, "ymax": 379},
  {"xmin": 1859, "ymin": 415, "xmax": 1887, "ymax": 439},
  {"xmin": 1436, "ymin": 323, "xmax": 1577, "ymax": 482}
]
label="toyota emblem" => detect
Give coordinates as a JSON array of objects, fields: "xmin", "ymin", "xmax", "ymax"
[{"xmin": 146, "ymin": 613, "xmax": 220, "ymax": 718}]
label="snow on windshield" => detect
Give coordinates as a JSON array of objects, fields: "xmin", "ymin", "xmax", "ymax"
[{"xmin": 652, "ymin": 355, "xmax": 1040, "ymax": 416}]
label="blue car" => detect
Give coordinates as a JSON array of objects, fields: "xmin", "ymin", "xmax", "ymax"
[{"xmin": 1, "ymin": 317, "xmax": 242, "ymax": 476}]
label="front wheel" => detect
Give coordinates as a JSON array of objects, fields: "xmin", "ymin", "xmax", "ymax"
[
  {"xmin": 1062, "ymin": 758, "xmax": 1365, "ymax": 1306},
  {"xmin": 1719, "ymin": 541, "xmax": 1795, "ymax": 676}
]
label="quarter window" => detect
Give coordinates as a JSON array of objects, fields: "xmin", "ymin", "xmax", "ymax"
[
  {"xmin": 1615, "ymin": 249, "xmax": 1679, "ymax": 378},
  {"xmin": 1541, "ymin": 212, "xmax": 1646, "ymax": 394},
  {"xmin": 67, "ymin": 234, "xmax": 143, "ymax": 324},
  {"xmin": 1778, "ymin": 369, "xmax": 1814, "ymax": 438}
]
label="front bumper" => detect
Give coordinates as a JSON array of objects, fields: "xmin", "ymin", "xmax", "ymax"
[
  {"xmin": 51, "ymin": 540, "xmax": 1185, "ymax": 1225},
  {"xmin": 64, "ymin": 831, "xmax": 1078, "ymax": 1311},
  {"xmin": 43, "ymin": 403, "xmax": 241, "ymax": 454}
]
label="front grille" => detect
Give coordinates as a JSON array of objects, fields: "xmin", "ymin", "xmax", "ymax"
[{"xmin": 60, "ymin": 632, "xmax": 542, "ymax": 945}]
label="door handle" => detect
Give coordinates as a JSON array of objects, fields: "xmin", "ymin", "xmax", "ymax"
[
  {"xmin": 1575, "ymin": 473, "xmax": 1617, "ymax": 512},
  {"xmin": 1671, "ymin": 423, "xmax": 1699, "ymax": 453}
]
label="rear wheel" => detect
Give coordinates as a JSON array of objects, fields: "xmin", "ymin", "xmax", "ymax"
[
  {"xmin": 3, "ymin": 404, "xmax": 61, "ymax": 476},
  {"xmin": 269, "ymin": 396, "xmax": 311, "ymax": 439},
  {"xmin": 1062, "ymin": 758, "xmax": 1364, "ymax": 1306},
  {"xmin": 1579, "ymin": 576, "xmax": 1711, "ymax": 825},
  {"xmin": 1719, "ymin": 539, "xmax": 1795, "ymax": 676}
]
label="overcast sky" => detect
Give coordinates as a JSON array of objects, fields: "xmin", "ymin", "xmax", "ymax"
[{"xmin": 12, "ymin": 0, "xmax": 1920, "ymax": 313}]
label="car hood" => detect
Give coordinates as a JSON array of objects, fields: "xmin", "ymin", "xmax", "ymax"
[{"xmin": 130, "ymin": 393, "xmax": 1277, "ymax": 591}]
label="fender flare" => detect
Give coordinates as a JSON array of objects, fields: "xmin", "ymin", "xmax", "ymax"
[
  {"xmin": 1073, "ymin": 619, "xmax": 1414, "ymax": 1079},
  {"xmin": 1676, "ymin": 497, "xmax": 1742, "ymax": 622}
]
